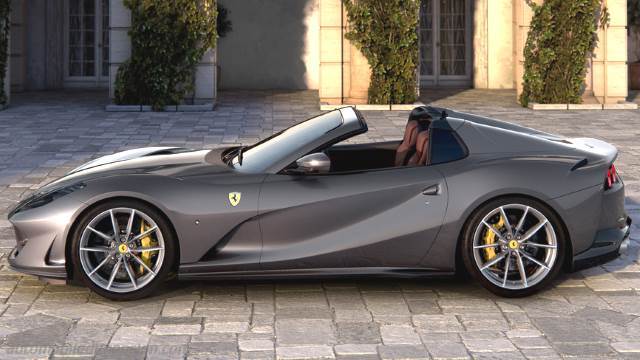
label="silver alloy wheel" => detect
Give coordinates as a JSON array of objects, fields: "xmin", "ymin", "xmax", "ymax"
[
  {"xmin": 79, "ymin": 208, "xmax": 165, "ymax": 293},
  {"xmin": 472, "ymin": 204, "xmax": 558, "ymax": 290}
]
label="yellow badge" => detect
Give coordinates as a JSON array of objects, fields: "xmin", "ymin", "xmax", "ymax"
[
  {"xmin": 508, "ymin": 240, "xmax": 519, "ymax": 250},
  {"xmin": 228, "ymin": 192, "xmax": 242, "ymax": 207},
  {"xmin": 118, "ymin": 243, "xmax": 129, "ymax": 254}
]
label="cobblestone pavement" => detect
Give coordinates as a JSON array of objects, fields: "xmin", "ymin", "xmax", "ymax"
[{"xmin": 0, "ymin": 89, "xmax": 638, "ymax": 359}]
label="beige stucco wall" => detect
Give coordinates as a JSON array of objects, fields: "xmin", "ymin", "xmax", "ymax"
[{"xmin": 109, "ymin": 0, "xmax": 217, "ymax": 103}]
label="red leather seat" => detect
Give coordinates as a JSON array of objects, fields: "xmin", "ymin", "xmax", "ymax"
[
  {"xmin": 394, "ymin": 120, "xmax": 421, "ymax": 166},
  {"xmin": 407, "ymin": 130, "xmax": 430, "ymax": 166}
]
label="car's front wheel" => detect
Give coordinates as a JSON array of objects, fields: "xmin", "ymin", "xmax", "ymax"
[
  {"xmin": 71, "ymin": 200, "xmax": 176, "ymax": 300},
  {"xmin": 461, "ymin": 197, "xmax": 565, "ymax": 297}
]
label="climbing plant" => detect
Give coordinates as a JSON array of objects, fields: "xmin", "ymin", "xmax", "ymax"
[
  {"xmin": 0, "ymin": 0, "xmax": 9, "ymax": 106},
  {"xmin": 520, "ymin": 0, "xmax": 608, "ymax": 106},
  {"xmin": 343, "ymin": 0, "xmax": 420, "ymax": 104},
  {"xmin": 114, "ymin": 0, "xmax": 217, "ymax": 110}
]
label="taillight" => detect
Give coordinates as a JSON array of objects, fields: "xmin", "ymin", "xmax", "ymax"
[{"xmin": 604, "ymin": 164, "xmax": 619, "ymax": 190}]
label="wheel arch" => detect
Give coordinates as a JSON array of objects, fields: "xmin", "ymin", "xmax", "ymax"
[
  {"xmin": 64, "ymin": 196, "xmax": 181, "ymax": 280},
  {"xmin": 453, "ymin": 193, "xmax": 573, "ymax": 276}
]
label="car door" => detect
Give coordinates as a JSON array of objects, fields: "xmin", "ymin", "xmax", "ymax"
[{"xmin": 257, "ymin": 166, "xmax": 448, "ymax": 270}]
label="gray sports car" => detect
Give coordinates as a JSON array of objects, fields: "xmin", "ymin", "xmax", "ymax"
[{"xmin": 7, "ymin": 106, "xmax": 631, "ymax": 300}]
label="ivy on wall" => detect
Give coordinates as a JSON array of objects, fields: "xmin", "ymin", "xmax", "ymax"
[
  {"xmin": 0, "ymin": 0, "xmax": 9, "ymax": 106},
  {"xmin": 115, "ymin": 0, "xmax": 217, "ymax": 110},
  {"xmin": 520, "ymin": 0, "xmax": 607, "ymax": 106},
  {"xmin": 343, "ymin": 0, "xmax": 419, "ymax": 104}
]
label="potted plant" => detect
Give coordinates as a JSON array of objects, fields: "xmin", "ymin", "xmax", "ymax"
[{"xmin": 629, "ymin": 0, "xmax": 640, "ymax": 89}]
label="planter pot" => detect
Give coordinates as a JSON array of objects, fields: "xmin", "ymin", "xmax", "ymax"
[{"xmin": 630, "ymin": 62, "xmax": 640, "ymax": 90}]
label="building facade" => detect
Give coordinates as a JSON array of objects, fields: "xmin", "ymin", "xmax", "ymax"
[{"xmin": 7, "ymin": 0, "xmax": 632, "ymax": 106}]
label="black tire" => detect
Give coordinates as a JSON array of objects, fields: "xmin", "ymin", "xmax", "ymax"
[
  {"xmin": 71, "ymin": 199, "xmax": 176, "ymax": 300},
  {"xmin": 461, "ymin": 196, "xmax": 566, "ymax": 298}
]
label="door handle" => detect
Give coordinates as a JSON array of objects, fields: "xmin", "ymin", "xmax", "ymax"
[{"xmin": 422, "ymin": 184, "xmax": 441, "ymax": 196}]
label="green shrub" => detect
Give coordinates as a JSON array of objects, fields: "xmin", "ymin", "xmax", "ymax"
[
  {"xmin": 115, "ymin": 0, "xmax": 217, "ymax": 110},
  {"xmin": 0, "ymin": 0, "xmax": 9, "ymax": 106},
  {"xmin": 343, "ymin": 0, "xmax": 419, "ymax": 104},
  {"xmin": 520, "ymin": 0, "xmax": 606, "ymax": 106}
]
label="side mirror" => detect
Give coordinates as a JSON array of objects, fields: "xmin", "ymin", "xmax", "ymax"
[{"xmin": 294, "ymin": 153, "xmax": 331, "ymax": 174}]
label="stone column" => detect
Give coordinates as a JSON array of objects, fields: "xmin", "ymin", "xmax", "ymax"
[
  {"xmin": 109, "ymin": 0, "xmax": 131, "ymax": 100},
  {"xmin": 194, "ymin": 48, "xmax": 217, "ymax": 105},
  {"xmin": 319, "ymin": 0, "xmax": 370, "ymax": 105},
  {"xmin": 513, "ymin": 0, "xmax": 536, "ymax": 98},
  {"xmin": 592, "ymin": 0, "xmax": 628, "ymax": 104},
  {"xmin": 473, "ymin": 0, "xmax": 515, "ymax": 89},
  {"xmin": 319, "ymin": 0, "xmax": 346, "ymax": 104}
]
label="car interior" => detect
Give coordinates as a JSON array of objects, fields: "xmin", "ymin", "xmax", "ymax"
[{"xmin": 325, "ymin": 107, "xmax": 433, "ymax": 173}]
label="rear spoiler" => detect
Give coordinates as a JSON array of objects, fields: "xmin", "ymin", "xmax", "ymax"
[{"xmin": 568, "ymin": 137, "xmax": 618, "ymax": 169}]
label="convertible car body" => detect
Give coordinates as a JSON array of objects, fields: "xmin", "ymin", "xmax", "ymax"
[{"xmin": 7, "ymin": 107, "xmax": 631, "ymax": 299}]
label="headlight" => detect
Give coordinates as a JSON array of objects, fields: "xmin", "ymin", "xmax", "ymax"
[{"xmin": 9, "ymin": 183, "xmax": 86, "ymax": 217}]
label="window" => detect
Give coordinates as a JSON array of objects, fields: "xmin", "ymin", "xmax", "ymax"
[{"xmin": 429, "ymin": 129, "xmax": 467, "ymax": 165}]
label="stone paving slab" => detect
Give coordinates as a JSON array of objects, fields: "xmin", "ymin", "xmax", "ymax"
[{"xmin": 0, "ymin": 89, "xmax": 638, "ymax": 359}]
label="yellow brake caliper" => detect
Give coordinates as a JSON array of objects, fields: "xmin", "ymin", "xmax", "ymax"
[
  {"xmin": 138, "ymin": 221, "xmax": 158, "ymax": 274},
  {"xmin": 483, "ymin": 215, "xmax": 505, "ymax": 261}
]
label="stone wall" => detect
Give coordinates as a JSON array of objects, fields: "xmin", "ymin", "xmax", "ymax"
[{"xmin": 217, "ymin": 0, "xmax": 319, "ymax": 90}]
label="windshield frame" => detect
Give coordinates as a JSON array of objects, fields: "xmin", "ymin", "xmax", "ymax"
[{"xmin": 227, "ymin": 108, "xmax": 367, "ymax": 174}]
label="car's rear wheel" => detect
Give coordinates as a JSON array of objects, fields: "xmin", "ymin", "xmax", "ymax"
[
  {"xmin": 71, "ymin": 200, "xmax": 176, "ymax": 300},
  {"xmin": 461, "ymin": 197, "xmax": 565, "ymax": 297}
]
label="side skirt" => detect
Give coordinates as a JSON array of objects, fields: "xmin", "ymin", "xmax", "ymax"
[{"xmin": 177, "ymin": 266, "xmax": 454, "ymax": 281}]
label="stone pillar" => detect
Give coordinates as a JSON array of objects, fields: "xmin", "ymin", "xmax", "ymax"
[
  {"xmin": 473, "ymin": 0, "xmax": 515, "ymax": 89},
  {"xmin": 347, "ymin": 42, "xmax": 370, "ymax": 103},
  {"xmin": 592, "ymin": 0, "xmax": 628, "ymax": 104},
  {"xmin": 108, "ymin": 0, "xmax": 217, "ymax": 104},
  {"xmin": 319, "ymin": 0, "xmax": 369, "ymax": 105},
  {"xmin": 194, "ymin": 48, "xmax": 217, "ymax": 104},
  {"xmin": 319, "ymin": 0, "xmax": 346, "ymax": 104},
  {"xmin": 513, "ymin": 0, "xmax": 537, "ymax": 98},
  {"xmin": 109, "ymin": 0, "xmax": 131, "ymax": 99}
]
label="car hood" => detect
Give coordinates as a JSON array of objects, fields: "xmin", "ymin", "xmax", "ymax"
[{"xmin": 41, "ymin": 146, "xmax": 236, "ymax": 192}]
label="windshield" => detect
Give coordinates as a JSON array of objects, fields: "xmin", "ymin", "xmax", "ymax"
[{"xmin": 228, "ymin": 110, "xmax": 344, "ymax": 173}]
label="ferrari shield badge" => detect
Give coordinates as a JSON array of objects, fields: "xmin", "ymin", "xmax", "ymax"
[{"xmin": 228, "ymin": 192, "xmax": 242, "ymax": 207}]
